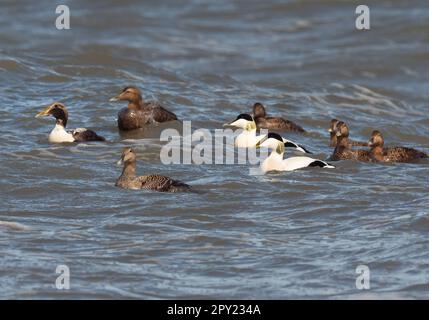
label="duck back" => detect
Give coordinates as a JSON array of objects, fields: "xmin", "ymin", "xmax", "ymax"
[
  {"xmin": 139, "ymin": 174, "xmax": 191, "ymax": 192},
  {"xmin": 383, "ymin": 147, "xmax": 427, "ymax": 163},
  {"xmin": 256, "ymin": 117, "xmax": 305, "ymax": 133}
]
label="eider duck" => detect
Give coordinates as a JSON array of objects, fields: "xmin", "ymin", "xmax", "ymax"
[
  {"xmin": 330, "ymin": 121, "xmax": 372, "ymax": 161},
  {"xmin": 252, "ymin": 102, "xmax": 305, "ymax": 133},
  {"xmin": 225, "ymin": 113, "xmax": 311, "ymax": 153},
  {"xmin": 116, "ymin": 147, "xmax": 192, "ymax": 192},
  {"xmin": 368, "ymin": 130, "xmax": 428, "ymax": 163},
  {"xmin": 256, "ymin": 133, "xmax": 334, "ymax": 173},
  {"xmin": 329, "ymin": 118, "xmax": 368, "ymax": 147},
  {"xmin": 109, "ymin": 86, "xmax": 178, "ymax": 131},
  {"xmin": 35, "ymin": 102, "xmax": 105, "ymax": 143}
]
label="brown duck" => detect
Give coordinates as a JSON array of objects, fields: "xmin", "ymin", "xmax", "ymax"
[
  {"xmin": 368, "ymin": 130, "xmax": 428, "ymax": 163},
  {"xmin": 109, "ymin": 86, "xmax": 178, "ymax": 131},
  {"xmin": 330, "ymin": 121, "xmax": 372, "ymax": 161},
  {"xmin": 252, "ymin": 103, "xmax": 305, "ymax": 133},
  {"xmin": 116, "ymin": 147, "xmax": 192, "ymax": 192},
  {"xmin": 329, "ymin": 119, "xmax": 368, "ymax": 147}
]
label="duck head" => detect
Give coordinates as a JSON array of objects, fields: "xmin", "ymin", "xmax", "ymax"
[
  {"xmin": 328, "ymin": 118, "xmax": 339, "ymax": 134},
  {"xmin": 224, "ymin": 113, "xmax": 256, "ymax": 130},
  {"xmin": 335, "ymin": 121, "xmax": 350, "ymax": 139},
  {"xmin": 252, "ymin": 102, "xmax": 266, "ymax": 119},
  {"xmin": 35, "ymin": 102, "xmax": 69, "ymax": 127},
  {"xmin": 109, "ymin": 86, "xmax": 143, "ymax": 103},
  {"xmin": 368, "ymin": 130, "xmax": 384, "ymax": 148},
  {"xmin": 117, "ymin": 147, "xmax": 137, "ymax": 166},
  {"xmin": 255, "ymin": 132, "xmax": 285, "ymax": 154}
]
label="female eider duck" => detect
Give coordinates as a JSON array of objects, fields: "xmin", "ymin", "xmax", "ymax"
[
  {"xmin": 35, "ymin": 102, "xmax": 105, "ymax": 143},
  {"xmin": 252, "ymin": 102, "xmax": 305, "ymax": 133},
  {"xmin": 224, "ymin": 113, "xmax": 311, "ymax": 153},
  {"xmin": 109, "ymin": 86, "xmax": 178, "ymax": 131},
  {"xmin": 256, "ymin": 132, "xmax": 334, "ymax": 173},
  {"xmin": 368, "ymin": 130, "xmax": 428, "ymax": 163},
  {"xmin": 116, "ymin": 147, "xmax": 192, "ymax": 192},
  {"xmin": 329, "ymin": 118, "xmax": 368, "ymax": 147},
  {"xmin": 330, "ymin": 121, "xmax": 372, "ymax": 162}
]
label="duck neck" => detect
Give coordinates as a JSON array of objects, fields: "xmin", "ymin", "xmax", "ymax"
[
  {"xmin": 128, "ymin": 96, "xmax": 144, "ymax": 110},
  {"xmin": 371, "ymin": 146, "xmax": 384, "ymax": 161},
  {"xmin": 335, "ymin": 136, "xmax": 349, "ymax": 150},
  {"xmin": 52, "ymin": 108, "xmax": 68, "ymax": 128},
  {"xmin": 269, "ymin": 148, "xmax": 284, "ymax": 162},
  {"xmin": 245, "ymin": 122, "xmax": 257, "ymax": 131},
  {"xmin": 121, "ymin": 160, "xmax": 136, "ymax": 178},
  {"xmin": 330, "ymin": 133, "xmax": 337, "ymax": 147}
]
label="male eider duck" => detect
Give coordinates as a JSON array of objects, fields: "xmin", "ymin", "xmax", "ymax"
[
  {"xmin": 35, "ymin": 102, "xmax": 105, "ymax": 143},
  {"xmin": 330, "ymin": 121, "xmax": 372, "ymax": 162},
  {"xmin": 368, "ymin": 130, "xmax": 428, "ymax": 163},
  {"xmin": 116, "ymin": 147, "xmax": 192, "ymax": 192},
  {"xmin": 252, "ymin": 102, "xmax": 305, "ymax": 133},
  {"xmin": 109, "ymin": 86, "xmax": 178, "ymax": 131},
  {"xmin": 224, "ymin": 113, "xmax": 311, "ymax": 153},
  {"xmin": 256, "ymin": 133, "xmax": 334, "ymax": 173},
  {"xmin": 329, "ymin": 118, "xmax": 368, "ymax": 147}
]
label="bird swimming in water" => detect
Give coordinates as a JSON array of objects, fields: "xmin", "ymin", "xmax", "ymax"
[
  {"xmin": 368, "ymin": 130, "xmax": 428, "ymax": 163},
  {"xmin": 251, "ymin": 102, "xmax": 305, "ymax": 133},
  {"xmin": 109, "ymin": 86, "xmax": 178, "ymax": 131},
  {"xmin": 35, "ymin": 102, "xmax": 105, "ymax": 143},
  {"xmin": 329, "ymin": 121, "xmax": 372, "ymax": 161},
  {"xmin": 256, "ymin": 132, "xmax": 334, "ymax": 173},
  {"xmin": 224, "ymin": 113, "xmax": 311, "ymax": 153},
  {"xmin": 329, "ymin": 118, "xmax": 368, "ymax": 147},
  {"xmin": 116, "ymin": 147, "xmax": 192, "ymax": 192}
]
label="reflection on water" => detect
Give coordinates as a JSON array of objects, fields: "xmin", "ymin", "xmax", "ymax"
[{"xmin": 0, "ymin": 0, "xmax": 428, "ymax": 299}]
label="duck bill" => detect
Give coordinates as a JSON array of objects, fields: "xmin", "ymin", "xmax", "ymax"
[
  {"xmin": 328, "ymin": 128, "xmax": 333, "ymax": 133},
  {"xmin": 116, "ymin": 158, "xmax": 124, "ymax": 166},
  {"xmin": 224, "ymin": 119, "xmax": 242, "ymax": 128},
  {"xmin": 223, "ymin": 119, "xmax": 236, "ymax": 127},
  {"xmin": 35, "ymin": 105, "xmax": 52, "ymax": 118},
  {"xmin": 255, "ymin": 135, "xmax": 268, "ymax": 148},
  {"xmin": 109, "ymin": 95, "xmax": 120, "ymax": 102}
]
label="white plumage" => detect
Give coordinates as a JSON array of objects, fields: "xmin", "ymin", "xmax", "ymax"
[{"xmin": 257, "ymin": 133, "xmax": 334, "ymax": 173}]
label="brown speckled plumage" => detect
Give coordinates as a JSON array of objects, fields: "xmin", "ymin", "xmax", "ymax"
[
  {"xmin": 110, "ymin": 86, "xmax": 178, "ymax": 131},
  {"xmin": 369, "ymin": 130, "xmax": 427, "ymax": 163},
  {"xmin": 329, "ymin": 119, "xmax": 368, "ymax": 148},
  {"xmin": 72, "ymin": 128, "xmax": 105, "ymax": 142},
  {"xmin": 115, "ymin": 147, "xmax": 192, "ymax": 192},
  {"xmin": 330, "ymin": 121, "xmax": 372, "ymax": 161},
  {"xmin": 252, "ymin": 103, "xmax": 305, "ymax": 133}
]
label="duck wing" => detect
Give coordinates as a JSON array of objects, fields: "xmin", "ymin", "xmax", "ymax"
[
  {"xmin": 143, "ymin": 101, "xmax": 178, "ymax": 123},
  {"xmin": 282, "ymin": 138, "xmax": 312, "ymax": 154},
  {"xmin": 265, "ymin": 117, "xmax": 305, "ymax": 133},
  {"xmin": 350, "ymin": 140, "xmax": 368, "ymax": 147},
  {"xmin": 138, "ymin": 174, "xmax": 191, "ymax": 192},
  {"xmin": 330, "ymin": 146, "xmax": 372, "ymax": 161},
  {"xmin": 385, "ymin": 147, "xmax": 427, "ymax": 162},
  {"xmin": 72, "ymin": 128, "xmax": 105, "ymax": 142},
  {"xmin": 283, "ymin": 156, "xmax": 335, "ymax": 171}
]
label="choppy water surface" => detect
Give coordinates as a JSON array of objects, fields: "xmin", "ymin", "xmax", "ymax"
[{"xmin": 1, "ymin": 0, "xmax": 428, "ymax": 299}]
